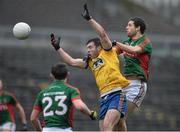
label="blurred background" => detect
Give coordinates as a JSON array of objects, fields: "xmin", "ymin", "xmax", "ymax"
[{"xmin": 0, "ymin": 0, "xmax": 180, "ymax": 131}]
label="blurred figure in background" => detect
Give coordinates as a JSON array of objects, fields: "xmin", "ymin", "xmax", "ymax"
[
  {"xmin": 30, "ymin": 63, "xmax": 97, "ymax": 132},
  {"xmin": 0, "ymin": 79, "xmax": 28, "ymax": 131}
]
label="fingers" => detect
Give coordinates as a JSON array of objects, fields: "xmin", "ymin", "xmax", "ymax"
[
  {"xmin": 84, "ymin": 3, "xmax": 87, "ymax": 10},
  {"xmin": 50, "ymin": 33, "xmax": 56, "ymax": 44},
  {"xmin": 84, "ymin": 3, "xmax": 89, "ymax": 13}
]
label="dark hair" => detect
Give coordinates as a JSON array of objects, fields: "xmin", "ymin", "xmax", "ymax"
[
  {"xmin": 51, "ymin": 63, "xmax": 68, "ymax": 80},
  {"xmin": 86, "ymin": 37, "xmax": 101, "ymax": 47},
  {"xmin": 130, "ymin": 17, "xmax": 146, "ymax": 34}
]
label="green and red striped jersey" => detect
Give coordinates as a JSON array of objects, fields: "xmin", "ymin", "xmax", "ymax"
[
  {"xmin": 33, "ymin": 80, "xmax": 80, "ymax": 129},
  {"xmin": 0, "ymin": 91, "xmax": 17, "ymax": 125},
  {"xmin": 122, "ymin": 35, "xmax": 152, "ymax": 81}
]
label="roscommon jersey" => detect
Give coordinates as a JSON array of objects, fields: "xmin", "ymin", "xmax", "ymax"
[
  {"xmin": 33, "ymin": 80, "xmax": 80, "ymax": 129},
  {"xmin": 87, "ymin": 48, "xmax": 129, "ymax": 96},
  {"xmin": 0, "ymin": 91, "xmax": 17, "ymax": 125}
]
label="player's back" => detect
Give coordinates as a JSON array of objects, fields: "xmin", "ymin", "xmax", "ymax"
[{"xmin": 38, "ymin": 80, "xmax": 78, "ymax": 128}]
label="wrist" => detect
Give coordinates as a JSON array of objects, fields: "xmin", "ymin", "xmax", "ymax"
[{"xmin": 112, "ymin": 40, "xmax": 117, "ymax": 46}]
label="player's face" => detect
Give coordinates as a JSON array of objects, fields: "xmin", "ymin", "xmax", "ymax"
[
  {"xmin": 126, "ymin": 20, "xmax": 138, "ymax": 38},
  {"xmin": 86, "ymin": 42, "xmax": 100, "ymax": 59}
]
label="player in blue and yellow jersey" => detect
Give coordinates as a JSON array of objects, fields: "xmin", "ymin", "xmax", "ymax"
[
  {"xmin": 0, "ymin": 79, "xmax": 27, "ymax": 131},
  {"xmin": 49, "ymin": 4, "xmax": 129, "ymax": 131},
  {"xmin": 112, "ymin": 17, "xmax": 152, "ymax": 130},
  {"xmin": 30, "ymin": 63, "xmax": 97, "ymax": 132}
]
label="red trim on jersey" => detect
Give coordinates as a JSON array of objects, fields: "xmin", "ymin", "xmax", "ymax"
[
  {"xmin": 138, "ymin": 53, "xmax": 150, "ymax": 80},
  {"xmin": 33, "ymin": 105, "xmax": 42, "ymax": 112},
  {"xmin": 138, "ymin": 37, "xmax": 151, "ymax": 80},
  {"xmin": 7, "ymin": 104, "xmax": 15, "ymax": 123},
  {"xmin": 139, "ymin": 37, "xmax": 150, "ymax": 49},
  {"xmin": 71, "ymin": 97, "xmax": 80, "ymax": 102},
  {"xmin": 64, "ymin": 82, "xmax": 81, "ymax": 99},
  {"xmin": 68, "ymin": 105, "xmax": 74, "ymax": 128}
]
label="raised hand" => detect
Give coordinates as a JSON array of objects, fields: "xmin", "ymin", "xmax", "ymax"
[
  {"xmin": 50, "ymin": 33, "xmax": 61, "ymax": 51},
  {"xmin": 82, "ymin": 4, "xmax": 92, "ymax": 21}
]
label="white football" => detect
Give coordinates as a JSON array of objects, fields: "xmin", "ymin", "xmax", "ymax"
[{"xmin": 13, "ymin": 22, "xmax": 31, "ymax": 40}]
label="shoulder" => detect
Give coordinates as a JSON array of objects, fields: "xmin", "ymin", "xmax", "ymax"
[
  {"xmin": 3, "ymin": 91, "xmax": 17, "ymax": 99},
  {"xmin": 64, "ymin": 82, "xmax": 80, "ymax": 95},
  {"xmin": 139, "ymin": 35, "xmax": 151, "ymax": 46}
]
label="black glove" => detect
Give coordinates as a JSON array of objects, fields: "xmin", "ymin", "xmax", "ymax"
[
  {"xmin": 22, "ymin": 124, "xmax": 28, "ymax": 131},
  {"xmin": 82, "ymin": 4, "xmax": 92, "ymax": 21},
  {"xmin": 112, "ymin": 40, "xmax": 117, "ymax": 46},
  {"xmin": 89, "ymin": 110, "xmax": 97, "ymax": 120},
  {"xmin": 50, "ymin": 33, "xmax": 61, "ymax": 51}
]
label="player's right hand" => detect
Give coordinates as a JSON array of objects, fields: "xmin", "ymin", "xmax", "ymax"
[
  {"xmin": 89, "ymin": 110, "xmax": 97, "ymax": 120},
  {"xmin": 50, "ymin": 33, "xmax": 61, "ymax": 51},
  {"xmin": 82, "ymin": 3, "xmax": 92, "ymax": 21}
]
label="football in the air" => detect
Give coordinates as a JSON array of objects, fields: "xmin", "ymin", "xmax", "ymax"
[{"xmin": 13, "ymin": 22, "xmax": 31, "ymax": 40}]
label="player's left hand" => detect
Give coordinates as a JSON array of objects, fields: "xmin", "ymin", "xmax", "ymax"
[
  {"xmin": 112, "ymin": 40, "xmax": 117, "ymax": 46},
  {"xmin": 82, "ymin": 3, "xmax": 92, "ymax": 21},
  {"xmin": 89, "ymin": 110, "xmax": 97, "ymax": 120}
]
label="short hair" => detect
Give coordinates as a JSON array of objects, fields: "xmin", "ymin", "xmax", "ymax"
[
  {"xmin": 51, "ymin": 63, "xmax": 68, "ymax": 80},
  {"xmin": 86, "ymin": 37, "xmax": 101, "ymax": 47},
  {"xmin": 130, "ymin": 17, "xmax": 146, "ymax": 34}
]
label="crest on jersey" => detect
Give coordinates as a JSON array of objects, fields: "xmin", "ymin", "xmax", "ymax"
[{"xmin": 93, "ymin": 58, "xmax": 104, "ymax": 69}]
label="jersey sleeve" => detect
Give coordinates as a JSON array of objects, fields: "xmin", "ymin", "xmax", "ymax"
[
  {"xmin": 33, "ymin": 92, "xmax": 42, "ymax": 112},
  {"xmin": 6, "ymin": 92, "xmax": 18, "ymax": 106},
  {"xmin": 139, "ymin": 37, "xmax": 152, "ymax": 54},
  {"xmin": 69, "ymin": 87, "xmax": 81, "ymax": 102}
]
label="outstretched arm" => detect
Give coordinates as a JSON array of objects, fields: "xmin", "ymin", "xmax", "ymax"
[
  {"xmin": 16, "ymin": 102, "xmax": 28, "ymax": 130},
  {"xmin": 82, "ymin": 4, "xmax": 112, "ymax": 50},
  {"xmin": 73, "ymin": 99, "xmax": 97, "ymax": 120},
  {"xmin": 50, "ymin": 33, "xmax": 87, "ymax": 68},
  {"xmin": 113, "ymin": 41, "xmax": 144, "ymax": 54}
]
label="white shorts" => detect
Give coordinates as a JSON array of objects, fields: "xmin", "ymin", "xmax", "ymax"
[
  {"xmin": 42, "ymin": 127, "xmax": 73, "ymax": 132},
  {"xmin": 0, "ymin": 122, "xmax": 16, "ymax": 132},
  {"xmin": 123, "ymin": 80, "xmax": 147, "ymax": 107}
]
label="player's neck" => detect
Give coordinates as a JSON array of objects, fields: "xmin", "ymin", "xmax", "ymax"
[{"xmin": 131, "ymin": 33, "xmax": 143, "ymax": 41}]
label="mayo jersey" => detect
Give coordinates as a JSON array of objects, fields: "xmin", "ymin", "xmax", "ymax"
[
  {"xmin": 0, "ymin": 91, "xmax": 17, "ymax": 125},
  {"xmin": 88, "ymin": 48, "xmax": 129, "ymax": 96},
  {"xmin": 122, "ymin": 35, "xmax": 152, "ymax": 81},
  {"xmin": 33, "ymin": 80, "xmax": 80, "ymax": 129}
]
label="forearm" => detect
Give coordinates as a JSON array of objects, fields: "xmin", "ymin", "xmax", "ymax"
[
  {"xmin": 57, "ymin": 48, "xmax": 75, "ymax": 65},
  {"xmin": 116, "ymin": 42, "xmax": 142, "ymax": 54},
  {"xmin": 88, "ymin": 19, "xmax": 112, "ymax": 49},
  {"xmin": 79, "ymin": 102, "xmax": 91, "ymax": 116},
  {"xmin": 73, "ymin": 100, "xmax": 91, "ymax": 116},
  {"xmin": 88, "ymin": 19, "xmax": 106, "ymax": 38},
  {"xmin": 17, "ymin": 104, "xmax": 27, "ymax": 124}
]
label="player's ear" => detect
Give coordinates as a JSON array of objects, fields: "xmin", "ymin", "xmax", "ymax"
[
  {"xmin": 49, "ymin": 73, "xmax": 54, "ymax": 81},
  {"xmin": 136, "ymin": 26, "xmax": 140, "ymax": 32}
]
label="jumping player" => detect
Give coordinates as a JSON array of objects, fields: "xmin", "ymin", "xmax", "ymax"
[{"xmin": 49, "ymin": 4, "xmax": 129, "ymax": 131}]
